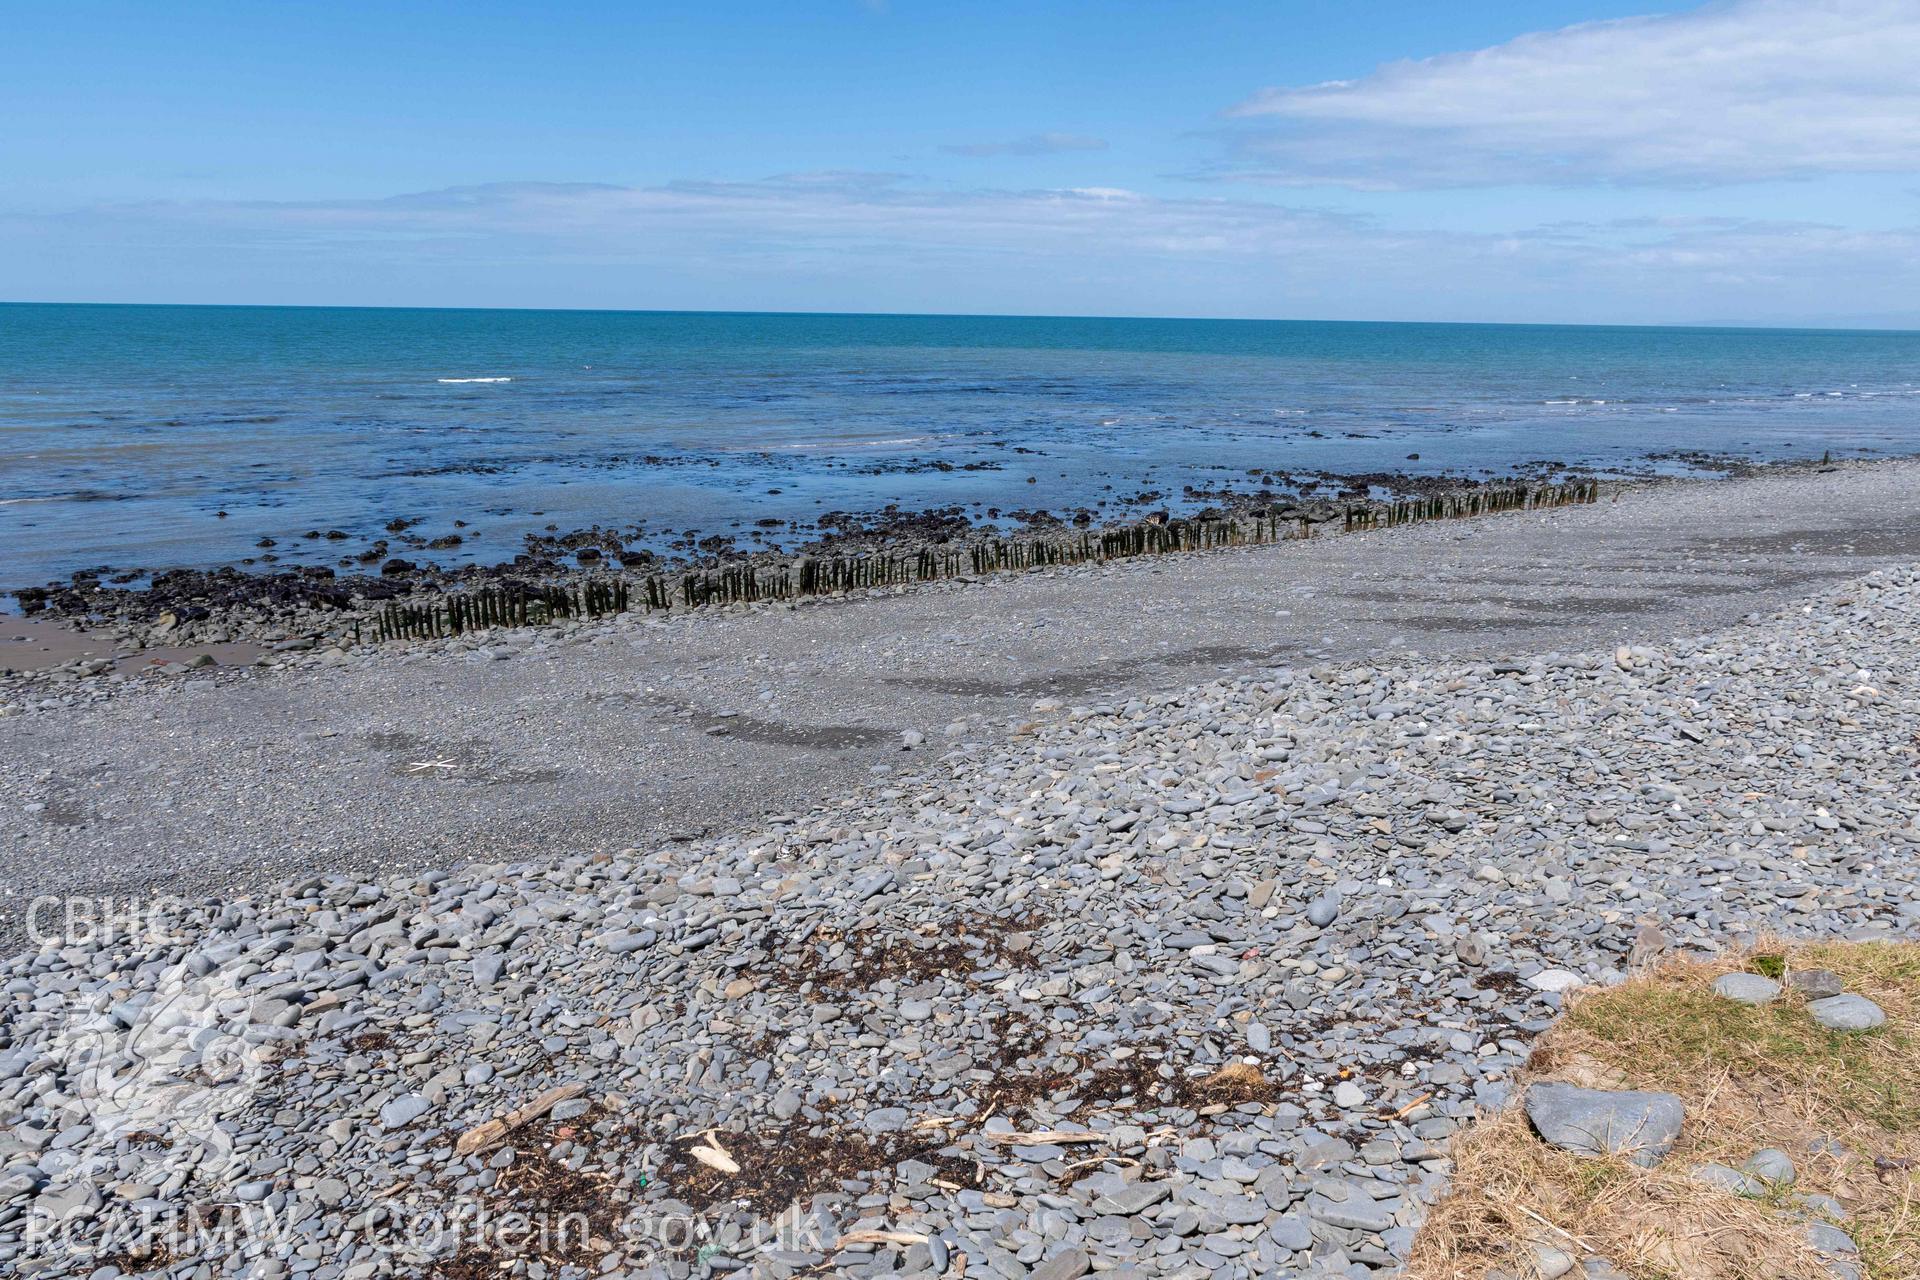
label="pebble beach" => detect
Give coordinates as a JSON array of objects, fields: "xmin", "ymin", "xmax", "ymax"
[
  {"xmin": 4, "ymin": 464, "xmax": 1919, "ymax": 1278},
  {"xmin": 13, "ymin": 1, "xmax": 1920, "ymax": 1273}
]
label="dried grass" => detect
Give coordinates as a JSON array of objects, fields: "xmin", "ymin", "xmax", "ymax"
[{"xmin": 1407, "ymin": 940, "xmax": 1920, "ymax": 1280}]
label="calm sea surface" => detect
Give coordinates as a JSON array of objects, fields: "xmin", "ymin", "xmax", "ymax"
[{"xmin": 4, "ymin": 303, "xmax": 1919, "ymax": 590}]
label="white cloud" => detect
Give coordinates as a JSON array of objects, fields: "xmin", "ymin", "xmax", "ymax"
[
  {"xmin": 1223, "ymin": 0, "xmax": 1920, "ymax": 187},
  {"xmin": 943, "ymin": 133, "xmax": 1109, "ymax": 158},
  {"xmin": 6, "ymin": 178, "xmax": 1919, "ymax": 324},
  {"xmin": 65, "ymin": 177, "xmax": 1367, "ymax": 261}
]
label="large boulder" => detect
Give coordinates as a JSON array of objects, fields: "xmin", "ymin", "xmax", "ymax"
[{"xmin": 1525, "ymin": 1083, "xmax": 1685, "ymax": 1167}]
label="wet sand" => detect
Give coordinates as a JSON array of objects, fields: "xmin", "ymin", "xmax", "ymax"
[{"xmin": 0, "ymin": 614, "xmax": 268, "ymax": 675}]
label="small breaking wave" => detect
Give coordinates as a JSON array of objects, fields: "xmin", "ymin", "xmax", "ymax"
[
  {"xmin": 0, "ymin": 490, "xmax": 119, "ymax": 505},
  {"xmin": 437, "ymin": 376, "xmax": 513, "ymax": 384},
  {"xmin": 764, "ymin": 435, "xmax": 935, "ymax": 451}
]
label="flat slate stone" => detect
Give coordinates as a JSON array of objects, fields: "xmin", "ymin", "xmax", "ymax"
[
  {"xmin": 1527, "ymin": 968, "xmax": 1583, "ymax": 993},
  {"xmin": 1308, "ymin": 1192, "xmax": 1398, "ymax": 1233},
  {"xmin": 1804, "ymin": 1221, "xmax": 1858, "ymax": 1256},
  {"xmin": 379, "ymin": 1093, "xmax": 432, "ymax": 1128},
  {"xmin": 1711, "ymin": 972, "xmax": 1781, "ymax": 1005},
  {"xmin": 1298, "ymin": 1137, "xmax": 1354, "ymax": 1169},
  {"xmin": 1525, "ymin": 1083, "xmax": 1685, "ymax": 1167},
  {"xmin": 1788, "ymin": 968, "xmax": 1846, "ymax": 999},
  {"xmin": 1690, "ymin": 1162, "xmax": 1765, "ymax": 1196},
  {"xmin": 1028, "ymin": 1247, "xmax": 1090, "ymax": 1280},
  {"xmin": 1798, "ymin": 1192, "xmax": 1848, "ymax": 1222},
  {"xmin": 1091, "ymin": 1180, "xmax": 1172, "ymax": 1215},
  {"xmin": 1807, "ymin": 994, "xmax": 1886, "ymax": 1032}
]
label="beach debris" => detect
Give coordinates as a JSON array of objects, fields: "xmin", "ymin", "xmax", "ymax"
[
  {"xmin": 980, "ymin": 1129, "xmax": 1111, "ymax": 1146},
  {"xmin": 454, "ymin": 1082, "xmax": 590, "ymax": 1155},
  {"xmin": 1202, "ymin": 1061, "xmax": 1267, "ymax": 1091},
  {"xmin": 836, "ymin": 1230, "xmax": 930, "ymax": 1248},
  {"xmin": 687, "ymin": 1136, "xmax": 741, "ymax": 1174}
]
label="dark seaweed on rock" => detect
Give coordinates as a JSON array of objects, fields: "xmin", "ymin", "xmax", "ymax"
[{"xmin": 16, "ymin": 565, "xmax": 413, "ymax": 621}]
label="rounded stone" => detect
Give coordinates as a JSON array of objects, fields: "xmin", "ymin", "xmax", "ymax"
[
  {"xmin": 1807, "ymin": 994, "xmax": 1886, "ymax": 1032},
  {"xmin": 1743, "ymin": 1147, "xmax": 1796, "ymax": 1187},
  {"xmin": 1711, "ymin": 973, "xmax": 1781, "ymax": 1006}
]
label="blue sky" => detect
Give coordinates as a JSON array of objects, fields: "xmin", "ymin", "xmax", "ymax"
[{"xmin": 5, "ymin": 0, "xmax": 1920, "ymax": 325}]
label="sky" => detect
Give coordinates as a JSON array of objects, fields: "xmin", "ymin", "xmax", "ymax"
[{"xmin": 5, "ymin": 0, "xmax": 1920, "ymax": 326}]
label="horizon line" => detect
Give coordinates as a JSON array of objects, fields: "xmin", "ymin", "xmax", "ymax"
[{"xmin": 3, "ymin": 298, "xmax": 1919, "ymax": 337}]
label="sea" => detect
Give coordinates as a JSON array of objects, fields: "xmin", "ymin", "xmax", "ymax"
[{"xmin": 4, "ymin": 302, "xmax": 1920, "ymax": 594}]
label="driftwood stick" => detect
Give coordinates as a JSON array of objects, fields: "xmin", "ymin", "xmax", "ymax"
[
  {"xmin": 455, "ymin": 1082, "xmax": 589, "ymax": 1156},
  {"xmin": 980, "ymin": 1129, "xmax": 1111, "ymax": 1146}
]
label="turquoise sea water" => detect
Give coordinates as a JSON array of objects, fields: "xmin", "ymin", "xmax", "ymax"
[{"xmin": 3, "ymin": 303, "xmax": 1919, "ymax": 589}]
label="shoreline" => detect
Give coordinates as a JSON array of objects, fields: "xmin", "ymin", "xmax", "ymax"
[{"xmin": 0, "ymin": 452, "xmax": 1862, "ymax": 686}]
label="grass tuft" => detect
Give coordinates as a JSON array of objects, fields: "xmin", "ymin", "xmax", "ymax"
[{"xmin": 1408, "ymin": 940, "xmax": 1920, "ymax": 1279}]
